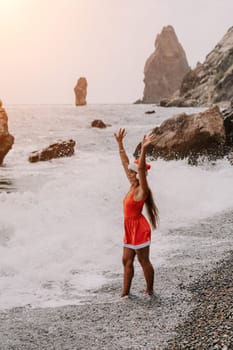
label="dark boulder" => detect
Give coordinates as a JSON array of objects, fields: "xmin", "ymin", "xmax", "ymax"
[
  {"xmin": 29, "ymin": 139, "xmax": 76, "ymax": 163},
  {"xmin": 91, "ymin": 120, "xmax": 107, "ymax": 128},
  {"xmin": 134, "ymin": 106, "xmax": 227, "ymax": 163},
  {"xmin": 145, "ymin": 110, "xmax": 156, "ymax": 114}
]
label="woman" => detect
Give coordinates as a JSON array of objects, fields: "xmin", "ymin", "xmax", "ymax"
[{"xmin": 114, "ymin": 128, "xmax": 159, "ymax": 297}]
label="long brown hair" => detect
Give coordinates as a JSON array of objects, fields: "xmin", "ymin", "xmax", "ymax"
[{"xmin": 145, "ymin": 188, "xmax": 159, "ymax": 230}]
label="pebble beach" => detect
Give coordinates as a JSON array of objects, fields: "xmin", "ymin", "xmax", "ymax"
[
  {"xmin": 165, "ymin": 253, "xmax": 233, "ymax": 350},
  {"xmin": 0, "ymin": 209, "xmax": 232, "ymax": 350}
]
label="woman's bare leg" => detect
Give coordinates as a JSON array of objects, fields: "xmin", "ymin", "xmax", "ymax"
[
  {"xmin": 121, "ymin": 247, "xmax": 136, "ymax": 297},
  {"xmin": 136, "ymin": 246, "xmax": 154, "ymax": 294}
]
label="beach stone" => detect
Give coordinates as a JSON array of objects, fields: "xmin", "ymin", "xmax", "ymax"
[
  {"xmin": 145, "ymin": 110, "xmax": 156, "ymax": 114},
  {"xmin": 142, "ymin": 25, "xmax": 190, "ymax": 104},
  {"xmin": 28, "ymin": 139, "xmax": 76, "ymax": 163},
  {"xmin": 134, "ymin": 106, "xmax": 226, "ymax": 163},
  {"xmin": 74, "ymin": 77, "xmax": 87, "ymax": 106},
  {"xmin": 0, "ymin": 102, "xmax": 14, "ymax": 165}
]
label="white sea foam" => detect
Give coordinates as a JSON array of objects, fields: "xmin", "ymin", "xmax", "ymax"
[{"xmin": 0, "ymin": 104, "xmax": 233, "ymax": 309}]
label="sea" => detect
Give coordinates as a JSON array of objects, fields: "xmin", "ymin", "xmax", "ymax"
[{"xmin": 1, "ymin": 104, "xmax": 233, "ymax": 310}]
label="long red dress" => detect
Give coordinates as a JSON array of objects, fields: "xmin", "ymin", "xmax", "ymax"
[{"xmin": 123, "ymin": 189, "xmax": 151, "ymax": 249}]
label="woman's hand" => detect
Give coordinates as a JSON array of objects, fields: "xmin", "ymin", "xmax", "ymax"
[
  {"xmin": 114, "ymin": 128, "xmax": 127, "ymax": 143},
  {"xmin": 141, "ymin": 133, "xmax": 156, "ymax": 149}
]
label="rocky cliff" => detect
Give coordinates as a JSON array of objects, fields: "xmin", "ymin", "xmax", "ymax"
[
  {"xmin": 163, "ymin": 26, "xmax": 233, "ymax": 107},
  {"xmin": 142, "ymin": 25, "xmax": 190, "ymax": 104}
]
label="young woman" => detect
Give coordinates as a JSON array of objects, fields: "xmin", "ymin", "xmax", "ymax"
[{"xmin": 114, "ymin": 128, "xmax": 159, "ymax": 297}]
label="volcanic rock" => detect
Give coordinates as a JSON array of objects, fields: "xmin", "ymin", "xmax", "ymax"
[
  {"xmin": 142, "ymin": 25, "xmax": 190, "ymax": 104},
  {"xmin": 28, "ymin": 139, "xmax": 76, "ymax": 163},
  {"xmin": 74, "ymin": 77, "xmax": 87, "ymax": 106},
  {"xmin": 134, "ymin": 106, "xmax": 226, "ymax": 163},
  {"xmin": 0, "ymin": 101, "xmax": 14, "ymax": 165}
]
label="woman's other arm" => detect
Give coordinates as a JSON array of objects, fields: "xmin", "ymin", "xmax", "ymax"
[{"xmin": 137, "ymin": 134, "xmax": 156, "ymax": 195}]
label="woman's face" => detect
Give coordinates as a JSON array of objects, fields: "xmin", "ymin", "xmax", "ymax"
[{"xmin": 128, "ymin": 169, "xmax": 138, "ymax": 183}]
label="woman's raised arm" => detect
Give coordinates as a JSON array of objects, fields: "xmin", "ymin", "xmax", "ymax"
[{"xmin": 114, "ymin": 128, "xmax": 130, "ymax": 178}]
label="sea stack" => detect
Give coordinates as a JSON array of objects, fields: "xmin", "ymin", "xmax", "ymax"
[
  {"xmin": 0, "ymin": 100, "xmax": 14, "ymax": 164},
  {"xmin": 74, "ymin": 77, "xmax": 87, "ymax": 106},
  {"xmin": 142, "ymin": 25, "xmax": 190, "ymax": 104}
]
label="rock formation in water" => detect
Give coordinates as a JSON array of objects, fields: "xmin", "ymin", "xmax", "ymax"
[
  {"xmin": 134, "ymin": 106, "xmax": 230, "ymax": 164},
  {"xmin": 0, "ymin": 100, "xmax": 14, "ymax": 165},
  {"xmin": 74, "ymin": 77, "xmax": 87, "ymax": 106},
  {"xmin": 28, "ymin": 139, "xmax": 76, "ymax": 163},
  {"xmin": 142, "ymin": 25, "xmax": 190, "ymax": 104},
  {"xmin": 91, "ymin": 120, "xmax": 107, "ymax": 128},
  {"xmin": 162, "ymin": 26, "xmax": 233, "ymax": 107}
]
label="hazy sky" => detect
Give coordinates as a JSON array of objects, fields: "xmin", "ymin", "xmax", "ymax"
[{"xmin": 0, "ymin": 0, "xmax": 233, "ymax": 104}]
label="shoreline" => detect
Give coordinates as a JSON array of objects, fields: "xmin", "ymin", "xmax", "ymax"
[{"xmin": 0, "ymin": 209, "xmax": 233, "ymax": 349}]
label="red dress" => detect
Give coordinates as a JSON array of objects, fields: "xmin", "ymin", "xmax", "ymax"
[{"xmin": 123, "ymin": 189, "xmax": 151, "ymax": 249}]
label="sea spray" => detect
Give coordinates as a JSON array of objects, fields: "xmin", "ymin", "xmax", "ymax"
[{"xmin": 0, "ymin": 104, "xmax": 233, "ymax": 309}]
